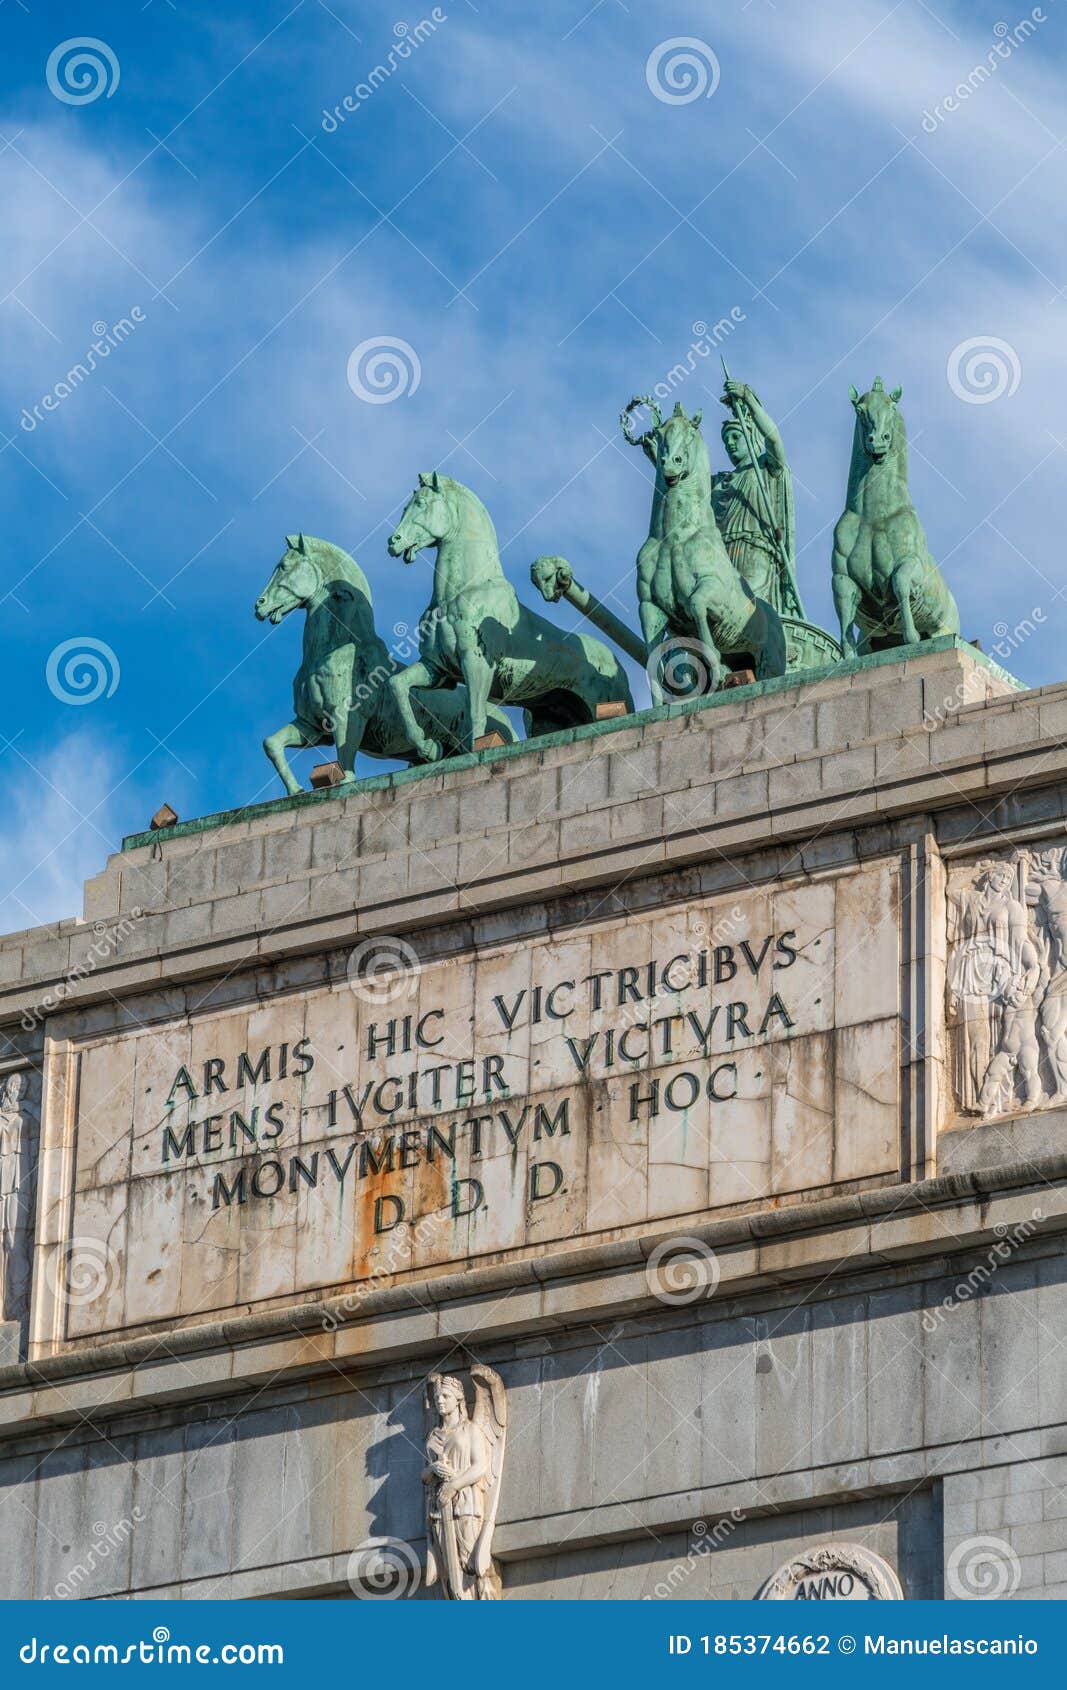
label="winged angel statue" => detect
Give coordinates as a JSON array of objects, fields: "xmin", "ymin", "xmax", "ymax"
[{"xmin": 423, "ymin": 1364, "xmax": 507, "ymax": 1599}]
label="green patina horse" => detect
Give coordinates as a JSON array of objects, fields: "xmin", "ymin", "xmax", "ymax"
[
  {"xmin": 624, "ymin": 398, "xmax": 786, "ymax": 700},
  {"xmin": 254, "ymin": 533, "xmax": 514, "ymax": 795},
  {"xmin": 831, "ymin": 379, "xmax": 960, "ymax": 655},
  {"xmin": 387, "ymin": 472, "xmax": 633, "ymax": 757}
]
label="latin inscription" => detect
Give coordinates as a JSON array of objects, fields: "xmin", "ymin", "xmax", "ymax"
[
  {"xmin": 150, "ymin": 929, "xmax": 800, "ymax": 1233},
  {"xmin": 65, "ymin": 865, "xmax": 903, "ymax": 1333}
]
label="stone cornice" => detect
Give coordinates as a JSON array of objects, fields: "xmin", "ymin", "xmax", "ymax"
[{"xmin": 0, "ymin": 1149, "xmax": 1061, "ymax": 1435}]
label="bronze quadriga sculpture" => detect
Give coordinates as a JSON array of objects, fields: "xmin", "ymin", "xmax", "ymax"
[{"xmin": 254, "ymin": 533, "xmax": 514, "ymax": 795}]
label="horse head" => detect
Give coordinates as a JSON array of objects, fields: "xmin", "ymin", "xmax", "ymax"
[
  {"xmin": 657, "ymin": 402, "xmax": 706, "ymax": 487},
  {"xmin": 622, "ymin": 397, "xmax": 706, "ymax": 488},
  {"xmin": 849, "ymin": 377, "xmax": 903, "ymax": 464},
  {"xmin": 530, "ymin": 555, "xmax": 574, "ymax": 604},
  {"xmin": 255, "ymin": 534, "xmax": 325, "ymax": 624},
  {"xmin": 388, "ymin": 470, "xmax": 454, "ymax": 564}
]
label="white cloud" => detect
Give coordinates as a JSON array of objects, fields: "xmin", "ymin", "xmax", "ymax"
[
  {"xmin": 0, "ymin": 734, "xmax": 147, "ymax": 933},
  {"xmin": 5, "ymin": 0, "xmax": 1067, "ymax": 864}
]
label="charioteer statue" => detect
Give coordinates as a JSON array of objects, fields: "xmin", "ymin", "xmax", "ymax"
[
  {"xmin": 529, "ymin": 370, "xmax": 841, "ymax": 690},
  {"xmin": 714, "ymin": 375, "xmax": 803, "ymax": 622},
  {"xmin": 713, "ymin": 366, "xmax": 842, "ymax": 673}
]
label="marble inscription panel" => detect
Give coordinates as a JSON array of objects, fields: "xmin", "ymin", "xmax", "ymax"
[{"xmin": 54, "ymin": 865, "xmax": 901, "ymax": 1339}]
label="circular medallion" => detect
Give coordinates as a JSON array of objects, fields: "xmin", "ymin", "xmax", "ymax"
[{"xmin": 757, "ymin": 1544, "xmax": 903, "ymax": 1601}]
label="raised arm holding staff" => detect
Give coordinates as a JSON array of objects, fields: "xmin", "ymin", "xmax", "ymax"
[{"xmin": 713, "ymin": 362, "xmax": 805, "ymax": 623}]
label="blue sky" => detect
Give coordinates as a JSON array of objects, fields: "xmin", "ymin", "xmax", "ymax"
[{"xmin": 2, "ymin": 0, "xmax": 1066, "ymax": 931}]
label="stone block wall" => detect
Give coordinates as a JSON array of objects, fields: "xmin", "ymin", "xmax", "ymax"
[
  {"xmin": 0, "ymin": 1200, "xmax": 1058, "ymax": 1599},
  {"xmin": 0, "ymin": 640, "xmax": 1026, "ymax": 1050}
]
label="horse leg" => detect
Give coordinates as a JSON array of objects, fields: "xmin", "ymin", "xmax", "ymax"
[
  {"xmin": 264, "ymin": 719, "xmax": 318, "ymax": 798},
  {"xmin": 457, "ymin": 641, "xmax": 494, "ymax": 750},
  {"xmin": 891, "ymin": 556, "xmax": 923, "ymax": 646},
  {"xmin": 688, "ymin": 597, "xmax": 723, "ymax": 694},
  {"xmin": 389, "ymin": 661, "xmax": 443, "ymax": 763},
  {"xmin": 334, "ymin": 706, "xmax": 367, "ymax": 780},
  {"xmin": 831, "ymin": 558, "xmax": 861, "ymax": 656},
  {"xmin": 639, "ymin": 601, "xmax": 670, "ymax": 704}
]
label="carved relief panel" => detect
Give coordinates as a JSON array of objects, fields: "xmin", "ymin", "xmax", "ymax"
[
  {"xmin": 0, "ymin": 1067, "xmax": 41, "ymax": 1346},
  {"xmin": 947, "ymin": 846, "xmax": 1067, "ymax": 1120}
]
